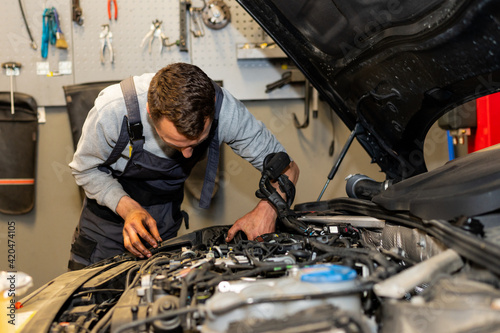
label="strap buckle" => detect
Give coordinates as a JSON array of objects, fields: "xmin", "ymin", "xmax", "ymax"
[{"xmin": 128, "ymin": 122, "xmax": 144, "ymax": 142}]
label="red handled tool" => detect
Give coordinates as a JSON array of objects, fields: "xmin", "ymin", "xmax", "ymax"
[{"xmin": 108, "ymin": 0, "xmax": 117, "ymax": 20}]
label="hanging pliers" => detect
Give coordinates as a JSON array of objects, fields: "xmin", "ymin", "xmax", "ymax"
[
  {"xmin": 108, "ymin": 0, "xmax": 117, "ymax": 20},
  {"xmin": 100, "ymin": 24, "xmax": 114, "ymax": 63},
  {"xmin": 140, "ymin": 19, "xmax": 167, "ymax": 54}
]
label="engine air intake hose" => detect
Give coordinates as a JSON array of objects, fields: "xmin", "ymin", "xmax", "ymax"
[{"xmin": 345, "ymin": 174, "xmax": 392, "ymax": 200}]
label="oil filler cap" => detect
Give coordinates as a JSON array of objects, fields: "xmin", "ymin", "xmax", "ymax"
[{"xmin": 300, "ymin": 264, "xmax": 357, "ymax": 283}]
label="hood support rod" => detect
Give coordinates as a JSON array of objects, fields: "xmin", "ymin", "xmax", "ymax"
[{"xmin": 317, "ymin": 123, "xmax": 363, "ymax": 201}]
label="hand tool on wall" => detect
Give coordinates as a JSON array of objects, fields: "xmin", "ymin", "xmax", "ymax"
[
  {"xmin": 41, "ymin": 8, "xmax": 56, "ymax": 58},
  {"xmin": 2, "ymin": 62, "xmax": 22, "ymax": 115},
  {"xmin": 202, "ymin": 0, "xmax": 231, "ymax": 30},
  {"xmin": 190, "ymin": 6, "xmax": 205, "ymax": 37},
  {"xmin": 108, "ymin": 0, "xmax": 117, "ymax": 20},
  {"xmin": 41, "ymin": 7, "xmax": 68, "ymax": 58},
  {"xmin": 141, "ymin": 20, "xmax": 164, "ymax": 54},
  {"xmin": 141, "ymin": 20, "xmax": 179, "ymax": 54},
  {"xmin": 100, "ymin": 24, "xmax": 114, "ymax": 63},
  {"xmin": 265, "ymin": 69, "xmax": 305, "ymax": 93},
  {"xmin": 72, "ymin": 0, "xmax": 84, "ymax": 25},
  {"xmin": 17, "ymin": 0, "xmax": 37, "ymax": 50},
  {"xmin": 179, "ymin": 1, "xmax": 189, "ymax": 52},
  {"xmin": 293, "ymin": 79, "xmax": 311, "ymax": 129},
  {"xmin": 53, "ymin": 9, "xmax": 68, "ymax": 49},
  {"xmin": 293, "ymin": 80, "xmax": 319, "ymax": 129}
]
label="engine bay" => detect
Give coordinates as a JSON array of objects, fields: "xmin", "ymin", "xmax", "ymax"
[
  {"xmin": 43, "ymin": 208, "xmax": 500, "ymax": 333},
  {"xmin": 18, "ymin": 150, "xmax": 500, "ymax": 333}
]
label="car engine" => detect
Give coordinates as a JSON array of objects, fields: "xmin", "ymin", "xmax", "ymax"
[
  {"xmin": 44, "ymin": 210, "xmax": 500, "ymax": 333},
  {"xmin": 20, "ymin": 151, "xmax": 500, "ymax": 333}
]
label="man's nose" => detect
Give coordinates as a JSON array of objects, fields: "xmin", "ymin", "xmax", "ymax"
[{"xmin": 181, "ymin": 147, "xmax": 193, "ymax": 158}]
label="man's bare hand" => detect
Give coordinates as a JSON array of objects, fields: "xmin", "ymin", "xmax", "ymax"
[
  {"xmin": 226, "ymin": 161, "xmax": 299, "ymax": 242},
  {"xmin": 226, "ymin": 200, "xmax": 277, "ymax": 242},
  {"xmin": 116, "ymin": 196, "xmax": 162, "ymax": 258}
]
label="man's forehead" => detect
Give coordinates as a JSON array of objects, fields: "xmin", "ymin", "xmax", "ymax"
[{"xmin": 156, "ymin": 117, "xmax": 212, "ymax": 148}]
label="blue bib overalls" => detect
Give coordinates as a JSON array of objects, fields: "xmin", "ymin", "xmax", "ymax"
[{"xmin": 68, "ymin": 77, "xmax": 223, "ymax": 270}]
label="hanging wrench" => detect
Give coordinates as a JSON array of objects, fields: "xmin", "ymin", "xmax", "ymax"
[{"xmin": 72, "ymin": 0, "xmax": 84, "ymax": 25}]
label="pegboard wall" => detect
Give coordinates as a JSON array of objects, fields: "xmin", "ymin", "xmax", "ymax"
[{"xmin": 1, "ymin": 0, "xmax": 304, "ymax": 106}]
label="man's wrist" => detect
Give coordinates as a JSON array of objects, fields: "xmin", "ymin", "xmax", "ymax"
[
  {"xmin": 116, "ymin": 195, "xmax": 140, "ymax": 220},
  {"xmin": 257, "ymin": 199, "xmax": 278, "ymax": 219}
]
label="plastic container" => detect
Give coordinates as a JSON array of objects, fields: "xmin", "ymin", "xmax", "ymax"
[{"xmin": 202, "ymin": 264, "xmax": 361, "ymax": 333}]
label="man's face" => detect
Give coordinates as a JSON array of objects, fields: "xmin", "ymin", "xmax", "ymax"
[{"xmin": 153, "ymin": 116, "xmax": 211, "ymax": 159}]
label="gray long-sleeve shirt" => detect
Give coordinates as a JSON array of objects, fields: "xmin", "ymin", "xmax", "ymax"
[{"xmin": 69, "ymin": 73, "xmax": 286, "ymax": 212}]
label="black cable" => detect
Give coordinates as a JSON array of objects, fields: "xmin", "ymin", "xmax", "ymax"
[
  {"xmin": 90, "ymin": 306, "xmax": 116, "ymax": 333},
  {"xmin": 144, "ymin": 257, "xmax": 173, "ymax": 274},
  {"xmin": 140, "ymin": 252, "xmax": 173, "ymax": 272},
  {"xmin": 125, "ymin": 265, "xmax": 140, "ymax": 288},
  {"xmin": 113, "ymin": 307, "xmax": 197, "ymax": 333},
  {"xmin": 215, "ymin": 262, "xmax": 233, "ymax": 275},
  {"xmin": 228, "ymin": 251, "xmax": 240, "ymax": 264},
  {"xmin": 309, "ymin": 240, "xmax": 383, "ymax": 273},
  {"xmin": 18, "ymin": 0, "xmax": 37, "ymax": 49},
  {"xmin": 244, "ymin": 247, "xmax": 283, "ymax": 268},
  {"xmin": 198, "ymin": 263, "xmax": 291, "ymax": 289},
  {"xmin": 262, "ymin": 244, "xmax": 280, "ymax": 260},
  {"xmin": 281, "ymin": 215, "xmax": 313, "ymax": 236},
  {"xmin": 189, "ymin": 265, "xmax": 221, "ymax": 287},
  {"xmin": 72, "ymin": 289, "xmax": 124, "ymax": 298}
]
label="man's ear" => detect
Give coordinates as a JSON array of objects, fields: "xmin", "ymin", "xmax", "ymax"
[{"xmin": 146, "ymin": 102, "xmax": 150, "ymax": 117}]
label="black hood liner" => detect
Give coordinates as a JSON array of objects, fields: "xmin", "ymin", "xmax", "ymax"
[{"xmin": 237, "ymin": 0, "xmax": 500, "ymax": 180}]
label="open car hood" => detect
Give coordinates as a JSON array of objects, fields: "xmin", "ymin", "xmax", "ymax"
[{"xmin": 238, "ymin": 0, "xmax": 500, "ymax": 179}]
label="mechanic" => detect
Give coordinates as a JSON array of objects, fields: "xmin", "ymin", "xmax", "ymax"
[{"xmin": 68, "ymin": 62, "xmax": 299, "ymax": 270}]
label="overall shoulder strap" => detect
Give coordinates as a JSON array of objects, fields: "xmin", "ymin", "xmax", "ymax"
[
  {"xmin": 100, "ymin": 77, "xmax": 143, "ymax": 167},
  {"xmin": 213, "ymin": 81, "xmax": 223, "ymax": 120},
  {"xmin": 120, "ymin": 77, "xmax": 145, "ymax": 143}
]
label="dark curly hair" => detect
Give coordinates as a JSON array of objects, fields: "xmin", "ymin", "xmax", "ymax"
[{"xmin": 147, "ymin": 63, "xmax": 215, "ymax": 140}]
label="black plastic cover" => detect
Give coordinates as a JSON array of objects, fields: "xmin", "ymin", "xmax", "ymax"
[
  {"xmin": 0, "ymin": 92, "xmax": 38, "ymax": 214},
  {"xmin": 372, "ymin": 146, "xmax": 500, "ymax": 220},
  {"xmin": 63, "ymin": 81, "xmax": 120, "ymax": 149}
]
